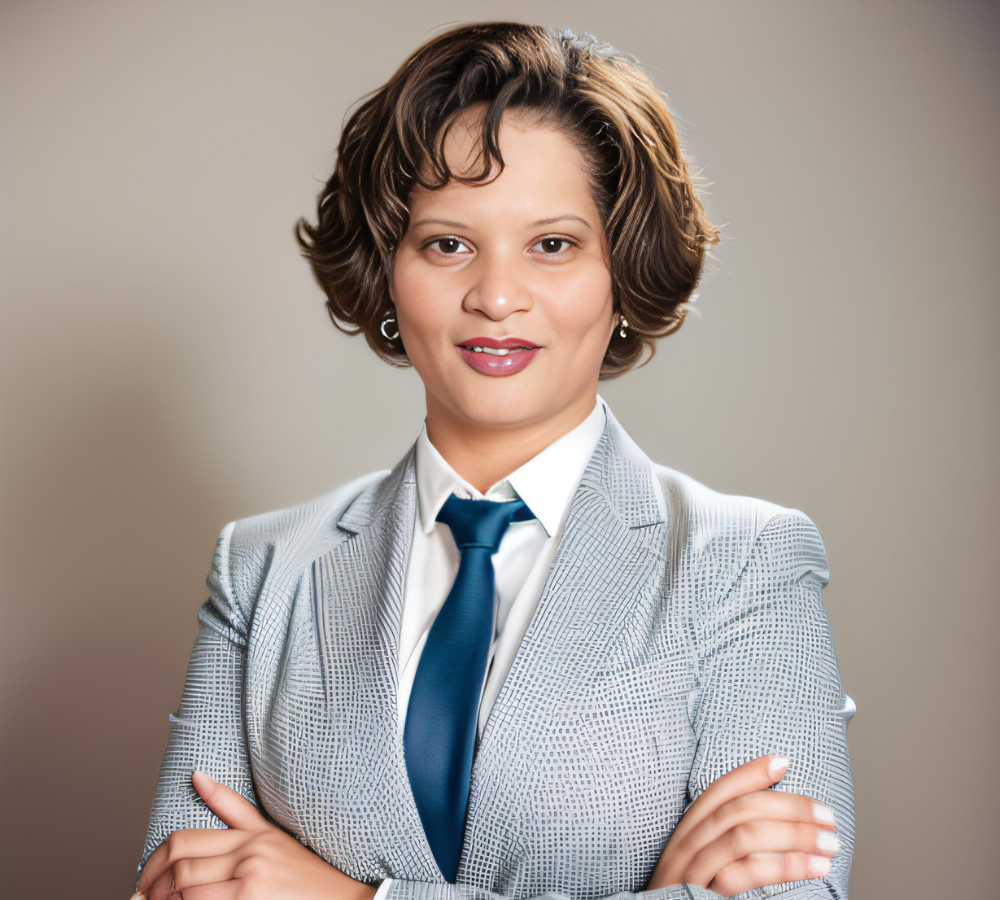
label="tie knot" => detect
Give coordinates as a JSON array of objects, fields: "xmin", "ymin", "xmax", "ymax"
[{"xmin": 435, "ymin": 493, "xmax": 536, "ymax": 552}]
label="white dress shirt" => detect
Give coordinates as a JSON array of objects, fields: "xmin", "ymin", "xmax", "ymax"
[
  {"xmin": 376, "ymin": 395, "xmax": 607, "ymax": 897},
  {"xmin": 398, "ymin": 393, "xmax": 608, "ymax": 740}
]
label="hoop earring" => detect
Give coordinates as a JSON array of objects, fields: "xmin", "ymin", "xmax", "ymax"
[
  {"xmin": 618, "ymin": 316, "xmax": 629, "ymax": 338},
  {"xmin": 380, "ymin": 314, "xmax": 399, "ymax": 341}
]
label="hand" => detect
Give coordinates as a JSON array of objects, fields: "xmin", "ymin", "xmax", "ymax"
[
  {"xmin": 136, "ymin": 770, "xmax": 378, "ymax": 900},
  {"xmin": 646, "ymin": 755, "xmax": 840, "ymax": 897}
]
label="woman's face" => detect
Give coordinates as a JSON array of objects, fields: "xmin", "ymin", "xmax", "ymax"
[{"xmin": 390, "ymin": 105, "xmax": 617, "ymax": 435}]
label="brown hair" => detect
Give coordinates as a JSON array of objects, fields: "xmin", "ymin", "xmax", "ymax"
[{"xmin": 295, "ymin": 21, "xmax": 721, "ymax": 379}]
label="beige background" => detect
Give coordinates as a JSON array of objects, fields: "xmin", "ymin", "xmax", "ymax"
[{"xmin": 1, "ymin": 1, "xmax": 996, "ymax": 896}]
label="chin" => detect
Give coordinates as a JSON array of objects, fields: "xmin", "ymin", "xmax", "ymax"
[{"xmin": 448, "ymin": 386, "xmax": 551, "ymax": 429}]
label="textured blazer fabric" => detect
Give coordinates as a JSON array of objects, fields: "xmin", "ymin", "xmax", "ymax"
[{"xmin": 137, "ymin": 405, "xmax": 856, "ymax": 900}]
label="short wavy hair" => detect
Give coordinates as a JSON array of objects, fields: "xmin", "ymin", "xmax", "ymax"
[{"xmin": 295, "ymin": 21, "xmax": 721, "ymax": 379}]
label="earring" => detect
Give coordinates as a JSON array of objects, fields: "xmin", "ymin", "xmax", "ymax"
[
  {"xmin": 618, "ymin": 316, "xmax": 629, "ymax": 338},
  {"xmin": 380, "ymin": 313, "xmax": 399, "ymax": 341}
]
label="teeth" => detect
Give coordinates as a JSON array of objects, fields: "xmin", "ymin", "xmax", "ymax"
[{"xmin": 468, "ymin": 346, "xmax": 531, "ymax": 356}]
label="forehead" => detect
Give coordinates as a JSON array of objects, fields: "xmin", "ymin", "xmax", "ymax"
[{"xmin": 409, "ymin": 108, "xmax": 596, "ymax": 219}]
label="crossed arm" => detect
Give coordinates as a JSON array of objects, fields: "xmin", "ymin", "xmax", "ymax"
[{"xmin": 136, "ymin": 513, "xmax": 855, "ymax": 900}]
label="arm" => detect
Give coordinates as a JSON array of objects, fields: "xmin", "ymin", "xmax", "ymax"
[
  {"xmin": 685, "ymin": 511, "xmax": 856, "ymax": 900},
  {"xmin": 134, "ymin": 520, "xmax": 258, "ymax": 888},
  {"xmin": 377, "ymin": 513, "xmax": 855, "ymax": 900},
  {"xmin": 378, "ymin": 882, "xmax": 731, "ymax": 900}
]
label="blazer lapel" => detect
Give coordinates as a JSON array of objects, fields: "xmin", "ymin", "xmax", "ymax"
[
  {"xmin": 317, "ymin": 444, "xmax": 447, "ymax": 879},
  {"xmin": 334, "ymin": 445, "xmax": 417, "ymax": 691},
  {"xmin": 317, "ymin": 404, "xmax": 668, "ymax": 884},
  {"xmin": 476, "ymin": 402, "xmax": 666, "ymax": 737},
  {"xmin": 459, "ymin": 405, "xmax": 668, "ymax": 884}
]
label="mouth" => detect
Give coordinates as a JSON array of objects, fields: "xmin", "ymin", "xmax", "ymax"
[
  {"xmin": 456, "ymin": 336, "xmax": 542, "ymax": 356},
  {"xmin": 456, "ymin": 337, "xmax": 543, "ymax": 376},
  {"xmin": 458, "ymin": 344, "xmax": 539, "ymax": 356}
]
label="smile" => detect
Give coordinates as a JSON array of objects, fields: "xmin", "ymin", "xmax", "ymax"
[
  {"xmin": 457, "ymin": 344, "xmax": 542, "ymax": 376},
  {"xmin": 460, "ymin": 345, "xmax": 537, "ymax": 356}
]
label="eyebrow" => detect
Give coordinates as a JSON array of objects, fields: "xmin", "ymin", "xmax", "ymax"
[{"xmin": 409, "ymin": 214, "xmax": 594, "ymax": 231}]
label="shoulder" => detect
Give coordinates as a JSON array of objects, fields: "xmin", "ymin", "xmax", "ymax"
[
  {"xmin": 225, "ymin": 468, "xmax": 389, "ymax": 557},
  {"xmin": 648, "ymin": 460, "xmax": 830, "ymax": 601},
  {"xmin": 200, "ymin": 469, "xmax": 391, "ymax": 637},
  {"xmin": 606, "ymin": 404, "xmax": 827, "ymax": 591}
]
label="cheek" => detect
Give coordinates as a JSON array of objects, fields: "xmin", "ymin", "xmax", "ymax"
[
  {"xmin": 546, "ymin": 284, "xmax": 614, "ymax": 349},
  {"xmin": 393, "ymin": 273, "xmax": 441, "ymax": 349},
  {"xmin": 398, "ymin": 310, "xmax": 442, "ymax": 368},
  {"xmin": 394, "ymin": 297, "xmax": 455, "ymax": 385}
]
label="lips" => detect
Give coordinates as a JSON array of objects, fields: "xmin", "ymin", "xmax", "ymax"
[
  {"xmin": 462, "ymin": 345, "xmax": 536, "ymax": 357},
  {"xmin": 456, "ymin": 336, "xmax": 542, "ymax": 376},
  {"xmin": 457, "ymin": 336, "xmax": 541, "ymax": 351}
]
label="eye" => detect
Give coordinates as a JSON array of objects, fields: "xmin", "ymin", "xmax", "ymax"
[
  {"xmin": 423, "ymin": 236, "xmax": 472, "ymax": 256},
  {"xmin": 531, "ymin": 237, "xmax": 577, "ymax": 256},
  {"xmin": 420, "ymin": 234, "xmax": 578, "ymax": 259}
]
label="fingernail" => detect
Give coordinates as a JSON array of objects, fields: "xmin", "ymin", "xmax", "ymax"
[
  {"xmin": 807, "ymin": 855, "xmax": 831, "ymax": 877},
  {"xmin": 816, "ymin": 832, "xmax": 841, "ymax": 854},
  {"xmin": 129, "ymin": 892, "xmax": 146, "ymax": 900},
  {"xmin": 767, "ymin": 756, "xmax": 789, "ymax": 779},
  {"xmin": 193, "ymin": 769, "xmax": 215, "ymax": 784},
  {"xmin": 812, "ymin": 802, "xmax": 836, "ymax": 826}
]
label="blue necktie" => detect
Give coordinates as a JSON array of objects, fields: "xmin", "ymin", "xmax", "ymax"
[{"xmin": 403, "ymin": 492, "xmax": 536, "ymax": 883}]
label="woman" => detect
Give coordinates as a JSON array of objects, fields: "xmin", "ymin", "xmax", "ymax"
[{"xmin": 133, "ymin": 22, "xmax": 855, "ymax": 900}]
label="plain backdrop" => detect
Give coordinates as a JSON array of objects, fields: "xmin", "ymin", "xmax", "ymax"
[{"xmin": 1, "ymin": 1, "xmax": 996, "ymax": 896}]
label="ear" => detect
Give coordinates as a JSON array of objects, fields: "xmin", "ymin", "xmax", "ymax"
[{"xmin": 609, "ymin": 305, "xmax": 621, "ymax": 338}]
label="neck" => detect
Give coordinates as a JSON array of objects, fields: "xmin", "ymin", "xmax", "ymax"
[{"xmin": 425, "ymin": 392, "xmax": 598, "ymax": 495}]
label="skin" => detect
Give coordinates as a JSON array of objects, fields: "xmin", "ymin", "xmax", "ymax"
[
  {"xmin": 133, "ymin": 105, "xmax": 839, "ymax": 899},
  {"xmin": 135, "ymin": 771, "xmax": 377, "ymax": 900},
  {"xmin": 647, "ymin": 756, "xmax": 839, "ymax": 894},
  {"xmin": 388, "ymin": 104, "xmax": 618, "ymax": 494}
]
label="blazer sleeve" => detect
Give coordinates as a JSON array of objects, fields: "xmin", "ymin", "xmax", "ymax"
[
  {"xmin": 684, "ymin": 510, "xmax": 856, "ymax": 899},
  {"xmin": 377, "ymin": 512, "xmax": 856, "ymax": 900},
  {"xmin": 134, "ymin": 520, "xmax": 259, "ymax": 889}
]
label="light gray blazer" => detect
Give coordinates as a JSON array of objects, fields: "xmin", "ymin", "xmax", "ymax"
[{"xmin": 137, "ymin": 404, "xmax": 856, "ymax": 900}]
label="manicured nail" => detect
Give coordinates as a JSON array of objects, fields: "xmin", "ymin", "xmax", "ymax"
[
  {"xmin": 807, "ymin": 855, "xmax": 831, "ymax": 877},
  {"xmin": 129, "ymin": 892, "xmax": 145, "ymax": 900},
  {"xmin": 816, "ymin": 832, "xmax": 841, "ymax": 854},
  {"xmin": 193, "ymin": 769, "xmax": 215, "ymax": 784},
  {"xmin": 812, "ymin": 802, "xmax": 836, "ymax": 826},
  {"xmin": 767, "ymin": 756, "xmax": 789, "ymax": 779}
]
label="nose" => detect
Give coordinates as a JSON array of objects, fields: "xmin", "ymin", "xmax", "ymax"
[{"xmin": 462, "ymin": 251, "xmax": 534, "ymax": 322}]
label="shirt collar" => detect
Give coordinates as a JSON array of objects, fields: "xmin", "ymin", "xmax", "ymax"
[{"xmin": 415, "ymin": 395, "xmax": 608, "ymax": 538}]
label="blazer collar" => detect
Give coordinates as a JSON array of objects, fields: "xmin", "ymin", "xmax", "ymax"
[
  {"xmin": 336, "ymin": 400, "xmax": 664, "ymax": 538},
  {"xmin": 412, "ymin": 395, "xmax": 607, "ymax": 538}
]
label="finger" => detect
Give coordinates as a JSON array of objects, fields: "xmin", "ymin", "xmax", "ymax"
[
  {"xmin": 146, "ymin": 864, "xmax": 180, "ymax": 900},
  {"xmin": 667, "ymin": 786, "xmax": 836, "ymax": 881},
  {"xmin": 693, "ymin": 786, "xmax": 836, "ymax": 850},
  {"xmin": 674, "ymin": 755, "xmax": 790, "ymax": 842},
  {"xmin": 725, "ymin": 788, "xmax": 837, "ymax": 831},
  {"xmin": 145, "ymin": 851, "xmax": 240, "ymax": 900},
  {"xmin": 709, "ymin": 851, "xmax": 833, "ymax": 896},
  {"xmin": 137, "ymin": 829, "xmax": 247, "ymax": 896},
  {"xmin": 687, "ymin": 819, "xmax": 842, "ymax": 887},
  {"xmin": 649, "ymin": 755, "xmax": 791, "ymax": 887},
  {"xmin": 163, "ymin": 881, "xmax": 239, "ymax": 900},
  {"xmin": 145, "ymin": 867, "xmax": 177, "ymax": 900},
  {"xmin": 191, "ymin": 770, "xmax": 268, "ymax": 832},
  {"xmin": 658, "ymin": 787, "xmax": 836, "ymax": 889}
]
